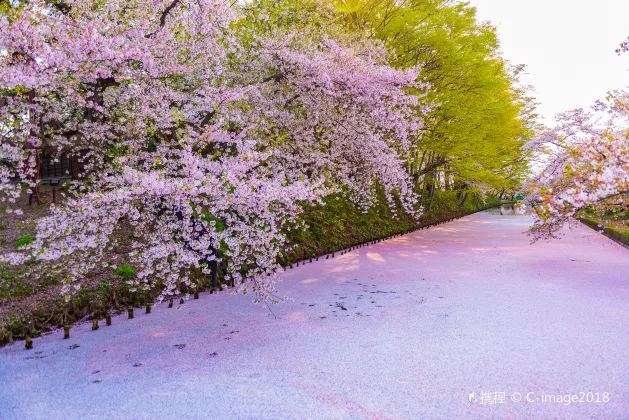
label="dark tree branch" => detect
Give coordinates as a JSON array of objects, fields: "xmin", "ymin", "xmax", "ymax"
[
  {"xmin": 199, "ymin": 110, "xmax": 216, "ymax": 128},
  {"xmin": 262, "ymin": 72, "xmax": 286, "ymax": 84},
  {"xmin": 160, "ymin": 0, "xmax": 181, "ymax": 27},
  {"xmin": 50, "ymin": 1, "xmax": 72, "ymax": 15}
]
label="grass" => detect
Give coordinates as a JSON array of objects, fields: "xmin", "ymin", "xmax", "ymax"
[
  {"xmin": 578, "ymin": 208, "xmax": 629, "ymax": 248},
  {"xmin": 0, "ymin": 266, "xmax": 32, "ymax": 300},
  {"xmin": 0, "ymin": 265, "xmax": 55, "ymax": 300}
]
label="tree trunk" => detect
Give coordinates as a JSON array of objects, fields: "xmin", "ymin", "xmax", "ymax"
[
  {"xmin": 428, "ymin": 169, "xmax": 438, "ymax": 212},
  {"xmin": 459, "ymin": 192, "xmax": 469, "ymax": 209},
  {"xmin": 419, "ymin": 152, "xmax": 434, "ymax": 209}
]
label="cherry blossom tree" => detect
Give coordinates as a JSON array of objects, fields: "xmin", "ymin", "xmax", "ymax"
[
  {"xmin": 0, "ymin": 0, "xmax": 429, "ymax": 302},
  {"xmin": 523, "ymin": 96, "xmax": 629, "ymax": 240}
]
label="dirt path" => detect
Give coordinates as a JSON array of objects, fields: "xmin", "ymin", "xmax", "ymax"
[{"xmin": 1, "ymin": 211, "xmax": 628, "ymax": 419}]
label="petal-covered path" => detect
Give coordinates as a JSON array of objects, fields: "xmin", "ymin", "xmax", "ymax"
[{"xmin": 1, "ymin": 211, "xmax": 629, "ymax": 419}]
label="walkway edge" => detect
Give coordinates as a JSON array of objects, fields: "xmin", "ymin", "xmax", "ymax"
[{"xmin": 577, "ymin": 217, "xmax": 629, "ymax": 250}]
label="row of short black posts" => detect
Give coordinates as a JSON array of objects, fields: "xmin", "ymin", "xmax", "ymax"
[{"xmin": 24, "ymin": 252, "xmax": 228, "ymax": 349}]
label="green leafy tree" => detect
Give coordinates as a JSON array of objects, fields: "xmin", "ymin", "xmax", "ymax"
[{"xmin": 332, "ymin": 0, "xmax": 536, "ymax": 197}]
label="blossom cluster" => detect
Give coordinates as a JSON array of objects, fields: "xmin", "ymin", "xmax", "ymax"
[{"xmin": 523, "ymin": 96, "xmax": 629, "ymax": 240}]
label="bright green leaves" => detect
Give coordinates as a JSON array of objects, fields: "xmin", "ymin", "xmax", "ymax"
[
  {"xmin": 332, "ymin": 0, "xmax": 361, "ymax": 14},
  {"xmin": 113, "ymin": 264, "xmax": 135, "ymax": 280},
  {"xmin": 15, "ymin": 235, "xmax": 34, "ymax": 249}
]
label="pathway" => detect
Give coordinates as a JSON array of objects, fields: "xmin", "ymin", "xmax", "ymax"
[{"xmin": 1, "ymin": 210, "xmax": 629, "ymax": 419}]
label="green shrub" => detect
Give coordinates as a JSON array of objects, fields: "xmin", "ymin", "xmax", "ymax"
[
  {"xmin": 15, "ymin": 235, "xmax": 34, "ymax": 249},
  {"xmin": 113, "ymin": 264, "xmax": 135, "ymax": 279},
  {"xmin": 0, "ymin": 266, "xmax": 33, "ymax": 299}
]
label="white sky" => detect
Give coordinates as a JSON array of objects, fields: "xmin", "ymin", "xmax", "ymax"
[{"xmin": 468, "ymin": 0, "xmax": 629, "ymax": 126}]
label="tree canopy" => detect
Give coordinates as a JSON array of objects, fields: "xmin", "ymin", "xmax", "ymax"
[{"xmin": 0, "ymin": 0, "xmax": 535, "ymax": 302}]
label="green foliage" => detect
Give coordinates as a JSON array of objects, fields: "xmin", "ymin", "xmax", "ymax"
[
  {"xmin": 0, "ymin": 265, "xmax": 56, "ymax": 300},
  {"xmin": 113, "ymin": 264, "xmax": 135, "ymax": 280},
  {"xmin": 97, "ymin": 278, "xmax": 112, "ymax": 299},
  {"xmin": 260, "ymin": 0, "xmax": 535, "ymax": 193},
  {"xmin": 0, "ymin": 266, "xmax": 31, "ymax": 299},
  {"xmin": 201, "ymin": 210, "xmax": 227, "ymax": 233},
  {"xmin": 15, "ymin": 235, "xmax": 34, "ymax": 249}
]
